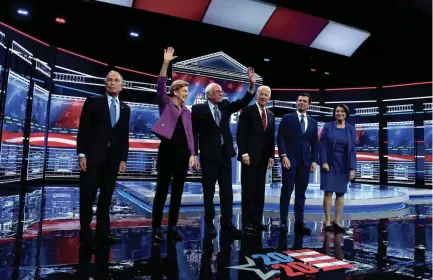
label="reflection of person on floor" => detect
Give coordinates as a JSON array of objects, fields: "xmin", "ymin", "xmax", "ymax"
[
  {"xmin": 191, "ymin": 67, "xmax": 256, "ymax": 236},
  {"xmin": 151, "ymin": 47, "xmax": 199, "ymax": 244},
  {"xmin": 277, "ymin": 93, "xmax": 318, "ymax": 236},
  {"xmin": 319, "ymin": 104, "xmax": 357, "ymax": 234},
  {"xmin": 77, "ymin": 70, "xmax": 131, "ymax": 246},
  {"xmin": 236, "ymin": 86, "xmax": 275, "ymax": 233},
  {"xmin": 321, "ymin": 232, "xmax": 346, "ymax": 279},
  {"xmin": 149, "ymin": 243, "xmax": 179, "ymax": 280}
]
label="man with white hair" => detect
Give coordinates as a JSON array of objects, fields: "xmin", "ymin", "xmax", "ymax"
[
  {"xmin": 191, "ymin": 67, "xmax": 256, "ymax": 236},
  {"xmin": 236, "ymin": 85, "xmax": 275, "ymax": 233},
  {"xmin": 77, "ymin": 70, "xmax": 131, "ymax": 246}
]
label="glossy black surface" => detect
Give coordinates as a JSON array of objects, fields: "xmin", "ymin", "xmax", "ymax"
[{"xmin": 0, "ymin": 186, "xmax": 431, "ymax": 279}]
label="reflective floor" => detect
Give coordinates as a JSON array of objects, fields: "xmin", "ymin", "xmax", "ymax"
[{"xmin": 0, "ymin": 185, "xmax": 431, "ymax": 279}]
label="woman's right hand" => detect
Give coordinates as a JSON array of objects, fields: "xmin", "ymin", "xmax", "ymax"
[
  {"xmin": 322, "ymin": 163, "xmax": 330, "ymax": 172},
  {"xmin": 164, "ymin": 47, "xmax": 178, "ymax": 63}
]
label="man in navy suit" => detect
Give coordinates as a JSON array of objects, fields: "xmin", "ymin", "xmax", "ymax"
[{"xmin": 277, "ymin": 93, "xmax": 318, "ymax": 235}]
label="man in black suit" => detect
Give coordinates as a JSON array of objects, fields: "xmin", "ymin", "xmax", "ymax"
[
  {"xmin": 77, "ymin": 70, "xmax": 131, "ymax": 246},
  {"xmin": 191, "ymin": 67, "xmax": 256, "ymax": 236},
  {"xmin": 236, "ymin": 85, "xmax": 274, "ymax": 233}
]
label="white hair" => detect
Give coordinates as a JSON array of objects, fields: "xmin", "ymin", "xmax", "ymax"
[
  {"xmin": 105, "ymin": 70, "xmax": 123, "ymax": 83},
  {"xmin": 205, "ymin": 83, "xmax": 221, "ymax": 99},
  {"xmin": 257, "ymin": 85, "xmax": 271, "ymax": 94}
]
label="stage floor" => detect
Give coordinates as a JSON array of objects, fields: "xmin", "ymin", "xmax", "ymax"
[{"xmin": 0, "ymin": 184, "xmax": 431, "ymax": 279}]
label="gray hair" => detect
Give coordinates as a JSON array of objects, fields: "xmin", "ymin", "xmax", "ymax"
[{"xmin": 105, "ymin": 70, "xmax": 123, "ymax": 83}]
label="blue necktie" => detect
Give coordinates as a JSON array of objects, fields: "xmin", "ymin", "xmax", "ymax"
[
  {"xmin": 110, "ymin": 98, "xmax": 117, "ymax": 127},
  {"xmin": 214, "ymin": 105, "xmax": 224, "ymax": 145},
  {"xmin": 300, "ymin": 115, "xmax": 306, "ymax": 134}
]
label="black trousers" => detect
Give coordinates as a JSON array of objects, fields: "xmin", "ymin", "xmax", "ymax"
[
  {"xmin": 152, "ymin": 143, "xmax": 189, "ymax": 229},
  {"xmin": 79, "ymin": 149, "xmax": 119, "ymax": 240},
  {"xmin": 241, "ymin": 154, "xmax": 268, "ymax": 226},
  {"xmin": 201, "ymin": 148, "xmax": 233, "ymax": 225}
]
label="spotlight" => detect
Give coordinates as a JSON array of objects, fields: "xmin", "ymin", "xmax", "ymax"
[
  {"xmin": 311, "ymin": 68, "xmax": 316, "ymax": 72},
  {"xmin": 129, "ymin": 31, "xmax": 139, "ymax": 38},
  {"xmin": 55, "ymin": 17, "xmax": 66, "ymax": 24},
  {"xmin": 324, "ymin": 72, "xmax": 330, "ymax": 75},
  {"xmin": 264, "ymin": 57, "xmax": 270, "ymax": 62},
  {"xmin": 17, "ymin": 8, "xmax": 29, "ymax": 16}
]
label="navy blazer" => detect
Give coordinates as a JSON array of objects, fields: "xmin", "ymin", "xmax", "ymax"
[
  {"xmin": 319, "ymin": 122, "xmax": 357, "ymax": 170},
  {"xmin": 277, "ymin": 112, "xmax": 318, "ymax": 167}
]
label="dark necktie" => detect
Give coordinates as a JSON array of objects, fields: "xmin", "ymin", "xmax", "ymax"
[
  {"xmin": 261, "ymin": 108, "xmax": 267, "ymax": 130},
  {"xmin": 300, "ymin": 115, "xmax": 306, "ymax": 134},
  {"xmin": 214, "ymin": 105, "xmax": 224, "ymax": 145}
]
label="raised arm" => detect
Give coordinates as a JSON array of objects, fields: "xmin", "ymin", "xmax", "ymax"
[
  {"xmin": 228, "ymin": 67, "xmax": 256, "ymax": 114},
  {"xmin": 155, "ymin": 47, "xmax": 178, "ymax": 108}
]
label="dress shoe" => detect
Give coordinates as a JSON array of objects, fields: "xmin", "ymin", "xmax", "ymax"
[
  {"xmin": 242, "ymin": 224, "xmax": 256, "ymax": 234},
  {"xmin": 152, "ymin": 228, "xmax": 164, "ymax": 244},
  {"xmin": 253, "ymin": 223, "xmax": 269, "ymax": 232},
  {"xmin": 294, "ymin": 222, "xmax": 311, "ymax": 236},
  {"xmin": 221, "ymin": 223, "xmax": 244, "ymax": 235},
  {"xmin": 323, "ymin": 225, "xmax": 333, "ymax": 232},
  {"xmin": 332, "ymin": 222, "xmax": 346, "ymax": 234},
  {"xmin": 167, "ymin": 226, "xmax": 183, "ymax": 242},
  {"xmin": 205, "ymin": 224, "xmax": 217, "ymax": 236}
]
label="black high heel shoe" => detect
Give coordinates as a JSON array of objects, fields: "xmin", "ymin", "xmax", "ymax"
[{"xmin": 332, "ymin": 222, "xmax": 346, "ymax": 234}]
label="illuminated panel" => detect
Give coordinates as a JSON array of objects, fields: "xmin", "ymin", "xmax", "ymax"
[
  {"xmin": 202, "ymin": 0, "xmax": 276, "ymax": 35},
  {"xmin": 96, "ymin": 0, "xmax": 134, "ymax": 7},
  {"xmin": 310, "ymin": 21, "xmax": 370, "ymax": 57},
  {"xmin": 260, "ymin": 7, "xmax": 328, "ymax": 46},
  {"xmin": 134, "ymin": 0, "xmax": 211, "ymax": 21}
]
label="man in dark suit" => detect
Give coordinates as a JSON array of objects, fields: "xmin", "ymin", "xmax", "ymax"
[
  {"xmin": 77, "ymin": 70, "xmax": 131, "ymax": 246},
  {"xmin": 192, "ymin": 67, "xmax": 256, "ymax": 236},
  {"xmin": 236, "ymin": 85, "xmax": 274, "ymax": 233},
  {"xmin": 277, "ymin": 93, "xmax": 318, "ymax": 235}
]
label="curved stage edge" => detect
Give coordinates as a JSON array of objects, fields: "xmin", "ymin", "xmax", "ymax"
[{"xmin": 115, "ymin": 181, "xmax": 431, "ymax": 215}]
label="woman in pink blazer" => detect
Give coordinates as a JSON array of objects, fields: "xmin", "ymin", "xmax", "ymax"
[{"xmin": 151, "ymin": 47, "xmax": 198, "ymax": 244}]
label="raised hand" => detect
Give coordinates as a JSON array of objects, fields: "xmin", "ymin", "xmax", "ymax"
[
  {"xmin": 247, "ymin": 67, "xmax": 256, "ymax": 85},
  {"xmin": 164, "ymin": 47, "xmax": 178, "ymax": 63}
]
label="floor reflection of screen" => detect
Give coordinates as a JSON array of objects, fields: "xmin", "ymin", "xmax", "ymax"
[
  {"xmin": 425, "ymin": 120, "xmax": 432, "ymax": 185},
  {"xmin": 27, "ymin": 85, "xmax": 49, "ymax": 180},
  {"xmin": 0, "ymin": 71, "xmax": 29, "ymax": 183},
  {"xmin": 355, "ymin": 123, "xmax": 379, "ymax": 182},
  {"xmin": 45, "ymin": 95, "xmax": 85, "ymax": 178},
  {"xmin": 387, "ymin": 121, "xmax": 415, "ymax": 184},
  {"xmin": 272, "ymin": 118, "xmax": 324, "ymax": 185}
]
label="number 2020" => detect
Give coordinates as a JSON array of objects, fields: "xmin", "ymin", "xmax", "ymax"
[{"xmin": 252, "ymin": 253, "xmax": 319, "ymax": 276}]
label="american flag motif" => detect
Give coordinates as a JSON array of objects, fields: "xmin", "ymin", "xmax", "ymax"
[{"xmin": 282, "ymin": 249, "xmax": 354, "ymax": 271}]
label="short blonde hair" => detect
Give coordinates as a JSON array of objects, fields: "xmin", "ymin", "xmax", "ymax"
[{"xmin": 169, "ymin": 80, "xmax": 189, "ymax": 96}]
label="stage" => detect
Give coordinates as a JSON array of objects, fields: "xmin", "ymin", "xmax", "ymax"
[{"xmin": 0, "ymin": 184, "xmax": 430, "ymax": 279}]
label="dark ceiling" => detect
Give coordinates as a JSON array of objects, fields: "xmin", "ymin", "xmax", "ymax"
[{"xmin": 0, "ymin": 0, "xmax": 431, "ymax": 88}]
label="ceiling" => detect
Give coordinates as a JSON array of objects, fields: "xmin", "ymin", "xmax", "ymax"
[{"xmin": 0, "ymin": 0, "xmax": 431, "ymax": 88}]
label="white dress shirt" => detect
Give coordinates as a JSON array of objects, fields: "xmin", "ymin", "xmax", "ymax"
[{"xmin": 78, "ymin": 93, "xmax": 120, "ymax": 158}]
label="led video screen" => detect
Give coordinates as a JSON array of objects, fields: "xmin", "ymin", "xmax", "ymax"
[
  {"xmin": 45, "ymin": 94, "xmax": 85, "ymax": 178},
  {"xmin": 27, "ymin": 85, "xmax": 49, "ymax": 179},
  {"xmin": 173, "ymin": 72, "xmax": 258, "ymax": 184},
  {"xmin": 425, "ymin": 120, "xmax": 432, "ymax": 185},
  {"xmin": 387, "ymin": 121, "xmax": 415, "ymax": 184},
  {"xmin": 0, "ymin": 71, "xmax": 29, "ymax": 182},
  {"xmin": 355, "ymin": 123, "xmax": 379, "ymax": 182}
]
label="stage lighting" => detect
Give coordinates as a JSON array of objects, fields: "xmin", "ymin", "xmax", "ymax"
[
  {"xmin": 129, "ymin": 31, "xmax": 139, "ymax": 38},
  {"xmin": 55, "ymin": 17, "xmax": 66, "ymax": 24},
  {"xmin": 324, "ymin": 72, "xmax": 329, "ymax": 75},
  {"xmin": 17, "ymin": 8, "xmax": 29, "ymax": 16},
  {"xmin": 311, "ymin": 68, "xmax": 316, "ymax": 72},
  {"xmin": 264, "ymin": 58, "xmax": 270, "ymax": 62}
]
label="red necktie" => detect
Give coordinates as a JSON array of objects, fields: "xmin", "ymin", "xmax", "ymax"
[{"xmin": 261, "ymin": 108, "xmax": 267, "ymax": 130}]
